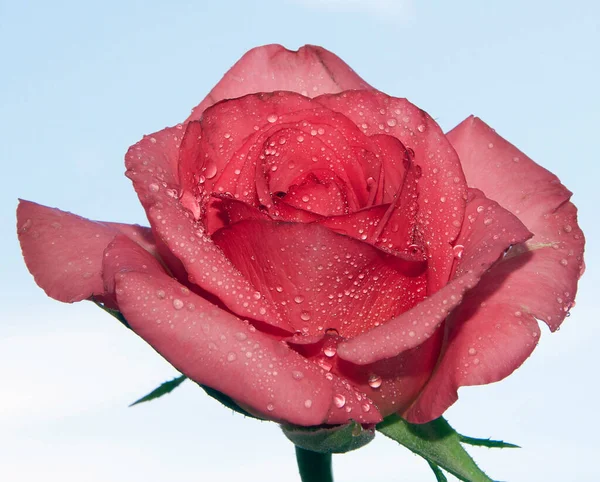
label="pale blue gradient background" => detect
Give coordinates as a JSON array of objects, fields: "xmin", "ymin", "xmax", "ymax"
[{"xmin": 1, "ymin": 1, "xmax": 598, "ymax": 481}]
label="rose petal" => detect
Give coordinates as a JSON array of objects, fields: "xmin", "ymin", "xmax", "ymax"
[
  {"xmin": 211, "ymin": 102, "xmax": 376, "ymax": 210},
  {"xmin": 404, "ymin": 120, "xmax": 586, "ymax": 423},
  {"xmin": 16, "ymin": 200, "xmax": 157, "ymax": 303},
  {"xmin": 212, "ymin": 220, "xmax": 427, "ymax": 339},
  {"xmin": 104, "ymin": 235, "xmax": 380, "ymax": 425},
  {"xmin": 338, "ymin": 190, "xmax": 531, "ymax": 365},
  {"xmin": 316, "ymin": 91, "xmax": 468, "ymax": 293},
  {"xmin": 125, "ymin": 125, "xmax": 291, "ymax": 332},
  {"xmin": 187, "ymin": 44, "xmax": 372, "ymax": 121},
  {"xmin": 290, "ymin": 330, "xmax": 443, "ymax": 418},
  {"xmin": 280, "ymin": 171, "xmax": 349, "ymax": 217},
  {"xmin": 447, "ymin": 116, "xmax": 585, "ymax": 330}
]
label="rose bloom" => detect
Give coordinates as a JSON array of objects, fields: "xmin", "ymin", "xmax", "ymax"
[{"xmin": 18, "ymin": 45, "xmax": 584, "ymax": 427}]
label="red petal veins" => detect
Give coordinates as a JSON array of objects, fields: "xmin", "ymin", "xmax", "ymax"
[{"xmin": 187, "ymin": 44, "xmax": 372, "ymax": 121}]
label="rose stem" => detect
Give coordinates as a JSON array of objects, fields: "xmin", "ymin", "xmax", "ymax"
[{"xmin": 294, "ymin": 446, "xmax": 334, "ymax": 482}]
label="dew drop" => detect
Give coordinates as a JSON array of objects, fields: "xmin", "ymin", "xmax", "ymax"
[
  {"xmin": 227, "ymin": 352, "xmax": 237, "ymax": 362},
  {"xmin": 294, "ymin": 295, "xmax": 305, "ymax": 304},
  {"xmin": 235, "ymin": 332, "xmax": 248, "ymax": 341},
  {"xmin": 300, "ymin": 310, "xmax": 312, "ymax": 321},
  {"xmin": 149, "ymin": 183, "xmax": 160, "ymax": 193},
  {"xmin": 266, "ymin": 403, "xmax": 275, "ymax": 412},
  {"xmin": 333, "ymin": 394, "xmax": 346, "ymax": 408},
  {"xmin": 368, "ymin": 374, "xmax": 382, "ymax": 389},
  {"xmin": 323, "ymin": 345, "xmax": 337, "ymax": 358},
  {"xmin": 361, "ymin": 402, "xmax": 371, "ymax": 412},
  {"xmin": 304, "ymin": 399, "xmax": 313, "ymax": 409},
  {"xmin": 417, "ymin": 124, "xmax": 426, "ymax": 133},
  {"xmin": 453, "ymin": 245, "xmax": 464, "ymax": 259},
  {"xmin": 205, "ymin": 162, "xmax": 217, "ymax": 180},
  {"xmin": 173, "ymin": 299, "xmax": 184, "ymax": 310},
  {"xmin": 292, "ymin": 370, "xmax": 304, "ymax": 380},
  {"xmin": 468, "ymin": 347, "xmax": 477, "ymax": 356},
  {"xmin": 267, "ymin": 113, "xmax": 278, "ymax": 123}
]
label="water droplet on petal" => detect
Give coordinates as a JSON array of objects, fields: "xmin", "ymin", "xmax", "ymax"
[
  {"xmin": 417, "ymin": 124, "xmax": 426, "ymax": 133},
  {"xmin": 266, "ymin": 403, "xmax": 275, "ymax": 411},
  {"xmin": 323, "ymin": 345, "xmax": 337, "ymax": 358},
  {"xmin": 292, "ymin": 370, "xmax": 304, "ymax": 380},
  {"xmin": 235, "ymin": 332, "xmax": 248, "ymax": 341},
  {"xmin": 205, "ymin": 161, "xmax": 217, "ymax": 180},
  {"xmin": 149, "ymin": 183, "xmax": 160, "ymax": 193},
  {"xmin": 304, "ymin": 399, "xmax": 313, "ymax": 409},
  {"xmin": 468, "ymin": 347, "xmax": 477, "ymax": 356},
  {"xmin": 294, "ymin": 295, "xmax": 305, "ymax": 304},
  {"xmin": 173, "ymin": 299, "xmax": 184, "ymax": 310},
  {"xmin": 300, "ymin": 310, "xmax": 311, "ymax": 321},
  {"xmin": 227, "ymin": 352, "xmax": 237, "ymax": 362},
  {"xmin": 267, "ymin": 113, "xmax": 278, "ymax": 123},
  {"xmin": 368, "ymin": 374, "xmax": 382, "ymax": 389},
  {"xmin": 333, "ymin": 394, "xmax": 346, "ymax": 408},
  {"xmin": 453, "ymin": 245, "xmax": 464, "ymax": 259}
]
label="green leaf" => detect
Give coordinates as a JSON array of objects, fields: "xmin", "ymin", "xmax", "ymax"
[
  {"xmin": 130, "ymin": 375, "xmax": 187, "ymax": 406},
  {"xmin": 282, "ymin": 421, "xmax": 375, "ymax": 454},
  {"xmin": 428, "ymin": 461, "xmax": 448, "ymax": 482},
  {"xmin": 459, "ymin": 435, "xmax": 520, "ymax": 449},
  {"xmin": 377, "ymin": 415, "xmax": 494, "ymax": 482}
]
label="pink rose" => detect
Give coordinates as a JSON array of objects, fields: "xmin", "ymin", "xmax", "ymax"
[{"xmin": 17, "ymin": 45, "xmax": 584, "ymax": 426}]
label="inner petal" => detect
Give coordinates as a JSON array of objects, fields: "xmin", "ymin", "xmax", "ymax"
[
  {"xmin": 211, "ymin": 220, "xmax": 427, "ymax": 338},
  {"xmin": 282, "ymin": 171, "xmax": 349, "ymax": 216}
]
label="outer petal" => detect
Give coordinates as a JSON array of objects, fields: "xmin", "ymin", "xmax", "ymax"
[
  {"xmin": 446, "ymin": 116, "xmax": 585, "ymax": 330},
  {"xmin": 316, "ymin": 91, "xmax": 468, "ymax": 293},
  {"xmin": 405, "ymin": 119, "xmax": 586, "ymax": 423},
  {"xmin": 16, "ymin": 199, "xmax": 157, "ymax": 303},
  {"xmin": 125, "ymin": 124, "xmax": 291, "ymax": 332},
  {"xmin": 338, "ymin": 189, "xmax": 531, "ymax": 365},
  {"xmin": 103, "ymin": 235, "xmax": 381, "ymax": 425},
  {"xmin": 187, "ymin": 44, "xmax": 372, "ymax": 121}
]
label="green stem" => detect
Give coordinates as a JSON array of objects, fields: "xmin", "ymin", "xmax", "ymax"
[{"xmin": 295, "ymin": 446, "xmax": 333, "ymax": 482}]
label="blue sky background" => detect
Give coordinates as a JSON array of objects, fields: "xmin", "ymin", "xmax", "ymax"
[{"xmin": 1, "ymin": 1, "xmax": 598, "ymax": 480}]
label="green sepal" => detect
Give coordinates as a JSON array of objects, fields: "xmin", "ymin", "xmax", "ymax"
[
  {"xmin": 130, "ymin": 375, "xmax": 187, "ymax": 406},
  {"xmin": 377, "ymin": 415, "xmax": 495, "ymax": 482},
  {"xmin": 459, "ymin": 435, "xmax": 520, "ymax": 449},
  {"xmin": 282, "ymin": 420, "xmax": 375, "ymax": 454}
]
